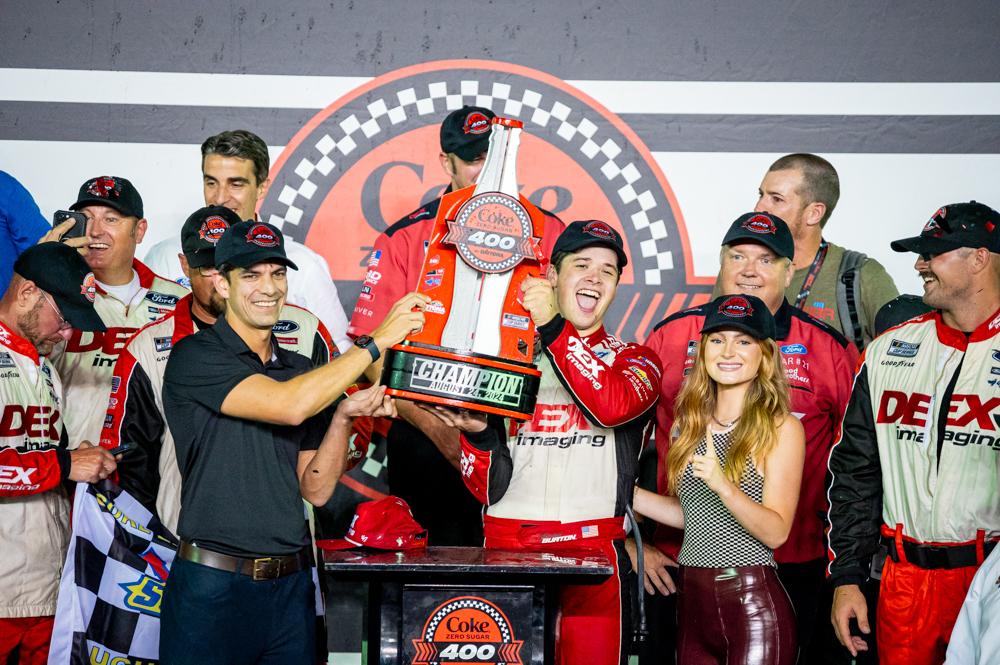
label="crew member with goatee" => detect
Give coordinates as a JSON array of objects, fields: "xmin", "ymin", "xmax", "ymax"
[
  {"xmin": 101, "ymin": 206, "xmax": 346, "ymax": 532},
  {"xmin": 43, "ymin": 176, "xmax": 189, "ymax": 451},
  {"xmin": 348, "ymin": 105, "xmax": 566, "ymax": 546},
  {"xmin": 828, "ymin": 202, "xmax": 1000, "ymax": 665},
  {"xmin": 645, "ymin": 212, "xmax": 859, "ymax": 663},
  {"xmin": 159, "ymin": 220, "xmax": 427, "ymax": 663},
  {"xmin": 0, "ymin": 243, "xmax": 119, "ymax": 665},
  {"xmin": 425, "ymin": 221, "xmax": 661, "ymax": 665}
]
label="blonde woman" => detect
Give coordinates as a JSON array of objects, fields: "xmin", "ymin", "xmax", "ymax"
[{"xmin": 634, "ymin": 294, "xmax": 805, "ymax": 665}]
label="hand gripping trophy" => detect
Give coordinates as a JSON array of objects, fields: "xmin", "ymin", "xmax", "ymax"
[{"xmin": 381, "ymin": 117, "xmax": 548, "ymax": 420}]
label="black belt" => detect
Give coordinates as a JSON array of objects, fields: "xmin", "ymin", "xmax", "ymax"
[
  {"xmin": 178, "ymin": 541, "xmax": 311, "ymax": 581},
  {"xmin": 882, "ymin": 535, "xmax": 997, "ymax": 570}
]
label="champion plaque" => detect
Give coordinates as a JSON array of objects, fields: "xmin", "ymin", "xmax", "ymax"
[{"xmin": 381, "ymin": 117, "xmax": 546, "ymax": 420}]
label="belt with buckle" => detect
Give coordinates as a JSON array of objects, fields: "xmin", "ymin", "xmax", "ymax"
[
  {"xmin": 882, "ymin": 535, "xmax": 997, "ymax": 570},
  {"xmin": 178, "ymin": 541, "xmax": 310, "ymax": 581}
]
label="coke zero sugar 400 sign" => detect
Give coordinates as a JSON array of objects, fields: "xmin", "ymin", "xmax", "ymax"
[{"xmin": 262, "ymin": 60, "xmax": 711, "ymax": 342}]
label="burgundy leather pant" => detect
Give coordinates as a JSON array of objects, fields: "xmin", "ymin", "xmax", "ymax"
[{"xmin": 676, "ymin": 565, "xmax": 797, "ymax": 665}]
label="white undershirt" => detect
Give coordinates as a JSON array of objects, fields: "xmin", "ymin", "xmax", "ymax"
[{"xmin": 97, "ymin": 270, "xmax": 141, "ymax": 306}]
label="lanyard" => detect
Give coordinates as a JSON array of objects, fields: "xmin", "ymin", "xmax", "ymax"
[{"xmin": 794, "ymin": 240, "xmax": 829, "ymax": 309}]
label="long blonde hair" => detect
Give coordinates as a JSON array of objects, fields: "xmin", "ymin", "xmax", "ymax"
[{"xmin": 665, "ymin": 332, "xmax": 790, "ymax": 494}]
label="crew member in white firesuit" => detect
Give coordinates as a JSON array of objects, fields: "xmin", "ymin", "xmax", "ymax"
[
  {"xmin": 41, "ymin": 176, "xmax": 189, "ymax": 450},
  {"xmin": 425, "ymin": 221, "xmax": 662, "ymax": 665},
  {"xmin": 0, "ymin": 243, "xmax": 118, "ymax": 665},
  {"xmin": 828, "ymin": 202, "xmax": 1000, "ymax": 665}
]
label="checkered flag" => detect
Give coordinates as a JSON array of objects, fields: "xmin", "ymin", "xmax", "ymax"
[{"xmin": 48, "ymin": 479, "xmax": 178, "ymax": 665}]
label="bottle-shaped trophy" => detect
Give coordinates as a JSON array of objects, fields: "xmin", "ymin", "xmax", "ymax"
[{"xmin": 380, "ymin": 117, "xmax": 546, "ymax": 420}]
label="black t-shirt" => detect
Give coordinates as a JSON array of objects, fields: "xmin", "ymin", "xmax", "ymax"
[{"xmin": 163, "ymin": 315, "xmax": 325, "ymax": 557}]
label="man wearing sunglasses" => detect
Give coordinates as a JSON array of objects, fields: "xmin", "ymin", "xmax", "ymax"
[
  {"xmin": 0, "ymin": 243, "xmax": 119, "ymax": 665},
  {"xmin": 100, "ymin": 206, "xmax": 346, "ymax": 533}
]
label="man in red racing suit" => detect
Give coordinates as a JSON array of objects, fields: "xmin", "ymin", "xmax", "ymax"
[
  {"xmin": 828, "ymin": 202, "xmax": 1000, "ymax": 665},
  {"xmin": 428, "ymin": 221, "xmax": 661, "ymax": 665}
]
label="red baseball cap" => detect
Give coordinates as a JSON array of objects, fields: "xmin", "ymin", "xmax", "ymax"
[{"xmin": 317, "ymin": 496, "xmax": 428, "ymax": 551}]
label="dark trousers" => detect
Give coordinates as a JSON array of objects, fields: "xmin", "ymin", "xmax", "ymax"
[
  {"xmin": 634, "ymin": 582, "xmax": 677, "ymax": 665},
  {"xmin": 778, "ymin": 557, "xmax": 881, "ymax": 665},
  {"xmin": 160, "ymin": 557, "xmax": 316, "ymax": 665},
  {"xmin": 776, "ymin": 557, "xmax": 827, "ymax": 660}
]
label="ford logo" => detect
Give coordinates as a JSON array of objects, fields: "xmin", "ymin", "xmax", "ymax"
[
  {"xmin": 780, "ymin": 344, "xmax": 807, "ymax": 355},
  {"xmin": 272, "ymin": 320, "xmax": 300, "ymax": 334},
  {"xmin": 144, "ymin": 292, "xmax": 180, "ymax": 306},
  {"xmin": 992, "ymin": 350, "xmax": 1000, "ymax": 363}
]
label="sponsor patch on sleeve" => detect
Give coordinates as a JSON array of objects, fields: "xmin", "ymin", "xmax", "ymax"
[{"xmin": 887, "ymin": 339, "xmax": 920, "ymax": 358}]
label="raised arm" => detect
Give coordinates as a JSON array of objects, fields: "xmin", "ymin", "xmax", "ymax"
[
  {"xmin": 695, "ymin": 418, "xmax": 805, "ymax": 550},
  {"xmin": 220, "ymin": 293, "xmax": 428, "ymax": 425},
  {"xmin": 538, "ymin": 315, "xmax": 662, "ymax": 428}
]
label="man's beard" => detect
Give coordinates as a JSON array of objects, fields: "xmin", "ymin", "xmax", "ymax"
[
  {"xmin": 205, "ymin": 291, "xmax": 226, "ymax": 318},
  {"xmin": 19, "ymin": 298, "xmax": 63, "ymax": 355}
]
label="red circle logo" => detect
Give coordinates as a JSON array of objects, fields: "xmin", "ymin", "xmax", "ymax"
[
  {"xmin": 464, "ymin": 112, "xmax": 492, "ymax": 135},
  {"xmin": 720, "ymin": 295, "xmax": 754, "ymax": 318},
  {"xmin": 246, "ymin": 224, "xmax": 280, "ymax": 247},
  {"xmin": 445, "ymin": 193, "xmax": 536, "ymax": 273},
  {"xmin": 742, "ymin": 215, "xmax": 777, "ymax": 234},
  {"xmin": 582, "ymin": 220, "xmax": 617, "ymax": 241},
  {"xmin": 87, "ymin": 176, "xmax": 118, "ymax": 198},
  {"xmin": 81, "ymin": 273, "xmax": 97, "ymax": 303},
  {"xmin": 199, "ymin": 215, "xmax": 230, "ymax": 243},
  {"xmin": 261, "ymin": 60, "xmax": 711, "ymax": 342},
  {"xmin": 411, "ymin": 596, "xmax": 524, "ymax": 665}
]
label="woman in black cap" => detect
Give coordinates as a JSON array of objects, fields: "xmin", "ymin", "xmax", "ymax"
[{"xmin": 633, "ymin": 294, "xmax": 804, "ymax": 665}]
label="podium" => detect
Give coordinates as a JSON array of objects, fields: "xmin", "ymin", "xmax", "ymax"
[{"xmin": 323, "ymin": 546, "xmax": 613, "ymax": 665}]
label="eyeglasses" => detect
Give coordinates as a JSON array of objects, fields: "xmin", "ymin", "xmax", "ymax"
[
  {"xmin": 196, "ymin": 265, "xmax": 219, "ymax": 277},
  {"xmin": 41, "ymin": 291, "xmax": 72, "ymax": 331}
]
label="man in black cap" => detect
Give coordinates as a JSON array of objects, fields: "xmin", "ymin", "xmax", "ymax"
[
  {"xmin": 99, "ymin": 207, "xmax": 344, "ymax": 532},
  {"xmin": 645, "ymin": 212, "xmax": 859, "ymax": 664},
  {"xmin": 829, "ymin": 202, "xmax": 1000, "ymax": 665},
  {"xmin": 426, "ymin": 220, "xmax": 661, "ymax": 665},
  {"xmin": 0, "ymin": 243, "xmax": 119, "ymax": 665},
  {"xmin": 346, "ymin": 105, "xmax": 566, "ymax": 546},
  {"xmin": 43, "ymin": 176, "xmax": 189, "ymax": 458},
  {"xmin": 159, "ymin": 220, "xmax": 426, "ymax": 664}
]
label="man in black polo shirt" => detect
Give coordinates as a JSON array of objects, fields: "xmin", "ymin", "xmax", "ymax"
[{"xmin": 159, "ymin": 221, "xmax": 426, "ymax": 664}]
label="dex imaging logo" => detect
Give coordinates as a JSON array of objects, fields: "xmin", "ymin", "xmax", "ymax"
[{"xmin": 261, "ymin": 59, "xmax": 711, "ymax": 342}]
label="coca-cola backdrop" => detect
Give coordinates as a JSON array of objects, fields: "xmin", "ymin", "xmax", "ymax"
[{"xmin": 2, "ymin": 1, "xmax": 999, "ymax": 340}]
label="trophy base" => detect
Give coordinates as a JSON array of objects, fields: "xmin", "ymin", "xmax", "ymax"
[{"xmin": 381, "ymin": 341, "xmax": 541, "ymax": 421}]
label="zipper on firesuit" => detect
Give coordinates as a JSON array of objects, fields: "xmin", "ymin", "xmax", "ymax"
[{"xmin": 935, "ymin": 349, "xmax": 966, "ymax": 472}]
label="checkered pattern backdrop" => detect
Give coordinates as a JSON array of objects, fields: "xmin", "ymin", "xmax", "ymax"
[{"xmin": 267, "ymin": 77, "xmax": 676, "ymax": 288}]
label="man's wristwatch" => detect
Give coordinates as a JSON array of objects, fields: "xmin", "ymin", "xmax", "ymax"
[{"xmin": 353, "ymin": 335, "xmax": 380, "ymax": 362}]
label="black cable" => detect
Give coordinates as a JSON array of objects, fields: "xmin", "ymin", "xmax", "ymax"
[{"xmin": 625, "ymin": 504, "xmax": 648, "ymax": 642}]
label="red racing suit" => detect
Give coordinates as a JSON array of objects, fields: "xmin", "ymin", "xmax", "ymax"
[
  {"xmin": 460, "ymin": 315, "xmax": 662, "ymax": 665},
  {"xmin": 98, "ymin": 295, "xmax": 359, "ymax": 534},
  {"xmin": 645, "ymin": 300, "xmax": 858, "ymax": 564},
  {"xmin": 827, "ymin": 310, "xmax": 1000, "ymax": 665}
]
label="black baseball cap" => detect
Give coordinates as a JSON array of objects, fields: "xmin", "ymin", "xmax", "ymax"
[
  {"xmin": 181, "ymin": 206, "xmax": 243, "ymax": 269},
  {"xmin": 440, "ymin": 106, "xmax": 496, "ymax": 162},
  {"xmin": 69, "ymin": 176, "xmax": 143, "ymax": 219},
  {"xmin": 721, "ymin": 212, "xmax": 795, "ymax": 261},
  {"xmin": 874, "ymin": 295, "xmax": 934, "ymax": 338},
  {"xmin": 13, "ymin": 244, "xmax": 106, "ymax": 332},
  {"xmin": 215, "ymin": 221, "xmax": 299, "ymax": 271},
  {"xmin": 552, "ymin": 220, "xmax": 628, "ymax": 270},
  {"xmin": 890, "ymin": 202, "xmax": 1000, "ymax": 256},
  {"xmin": 701, "ymin": 294, "xmax": 776, "ymax": 341}
]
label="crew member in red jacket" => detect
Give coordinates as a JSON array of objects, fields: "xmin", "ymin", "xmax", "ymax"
[
  {"xmin": 644, "ymin": 212, "xmax": 858, "ymax": 660},
  {"xmin": 425, "ymin": 221, "xmax": 661, "ymax": 665},
  {"xmin": 348, "ymin": 105, "xmax": 566, "ymax": 545}
]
